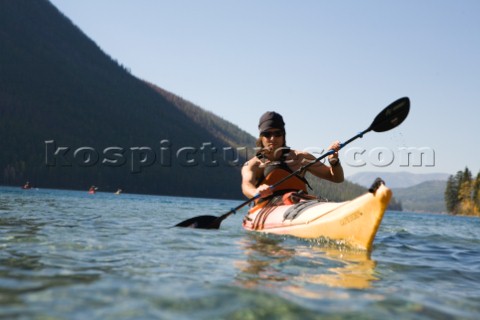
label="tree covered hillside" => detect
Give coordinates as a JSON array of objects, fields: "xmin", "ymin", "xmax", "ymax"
[
  {"xmin": 0, "ymin": 0, "xmax": 254, "ymax": 198},
  {"xmin": 445, "ymin": 167, "xmax": 480, "ymax": 216},
  {"xmin": 392, "ymin": 181, "xmax": 447, "ymax": 213}
]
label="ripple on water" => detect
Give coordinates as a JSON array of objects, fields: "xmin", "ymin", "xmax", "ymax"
[{"xmin": 1, "ymin": 188, "xmax": 479, "ymax": 319}]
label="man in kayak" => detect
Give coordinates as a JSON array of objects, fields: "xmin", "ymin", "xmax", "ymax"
[
  {"xmin": 22, "ymin": 181, "xmax": 32, "ymax": 189},
  {"xmin": 241, "ymin": 111, "xmax": 344, "ymax": 200}
]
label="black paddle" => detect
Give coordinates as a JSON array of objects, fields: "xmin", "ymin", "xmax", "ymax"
[{"xmin": 175, "ymin": 97, "xmax": 410, "ymax": 229}]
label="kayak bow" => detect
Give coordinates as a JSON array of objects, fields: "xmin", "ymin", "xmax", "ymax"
[{"xmin": 243, "ymin": 180, "xmax": 391, "ymax": 251}]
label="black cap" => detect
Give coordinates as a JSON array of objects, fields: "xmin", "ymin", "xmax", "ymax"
[{"xmin": 258, "ymin": 111, "xmax": 285, "ymax": 132}]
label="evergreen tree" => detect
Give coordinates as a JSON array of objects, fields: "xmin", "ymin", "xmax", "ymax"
[
  {"xmin": 473, "ymin": 172, "xmax": 480, "ymax": 208},
  {"xmin": 444, "ymin": 167, "xmax": 480, "ymax": 216},
  {"xmin": 458, "ymin": 179, "xmax": 474, "ymax": 214},
  {"xmin": 444, "ymin": 175, "xmax": 458, "ymax": 213},
  {"xmin": 445, "ymin": 171, "xmax": 463, "ymax": 214},
  {"xmin": 458, "ymin": 168, "xmax": 472, "ymax": 201}
]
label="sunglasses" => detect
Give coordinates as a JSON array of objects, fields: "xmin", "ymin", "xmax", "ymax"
[{"xmin": 261, "ymin": 130, "xmax": 284, "ymax": 138}]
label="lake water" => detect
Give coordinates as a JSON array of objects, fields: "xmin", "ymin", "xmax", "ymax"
[{"xmin": 1, "ymin": 186, "xmax": 479, "ymax": 319}]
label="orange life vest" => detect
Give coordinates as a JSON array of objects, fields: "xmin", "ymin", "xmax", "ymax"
[
  {"xmin": 251, "ymin": 162, "xmax": 311, "ymax": 207},
  {"xmin": 256, "ymin": 161, "xmax": 310, "ymax": 194}
]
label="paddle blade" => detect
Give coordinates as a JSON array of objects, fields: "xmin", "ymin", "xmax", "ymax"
[
  {"xmin": 370, "ymin": 97, "xmax": 410, "ymax": 132},
  {"xmin": 174, "ymin": 215, "xmax": 221, "ymax": 229}
]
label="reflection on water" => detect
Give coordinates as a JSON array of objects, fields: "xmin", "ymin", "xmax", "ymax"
[
  {"xmin": 235, "ymin": 233, "xmax": 377, "ymax": 298},
  {"xmin": 297, "ymin": 243, "xmax": 377, "ymax": 289},
  {"xmin": 0, "ymin": 216, "xmax": 101, "ymax": 309},
  {"xmin": 235, "ymin": 234, "xmax": 295, "ymax": 287}
]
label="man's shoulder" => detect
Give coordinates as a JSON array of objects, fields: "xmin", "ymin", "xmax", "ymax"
[{"xmin": 243, "ymin": 156, "xmax": 261, "ymax": 167}]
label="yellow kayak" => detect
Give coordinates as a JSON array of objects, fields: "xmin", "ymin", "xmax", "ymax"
[{"xmin": 242, "ymin": 181, "xmax": 392, "ymax": 251}]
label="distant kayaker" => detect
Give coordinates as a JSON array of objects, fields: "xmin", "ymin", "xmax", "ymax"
[
  {"xmin": 241, "ymin": 111, "xmax": 344, "ymax": 200},
  {"xmin": 22, "ymin": 181, "xmax": 32, "ymax": 189},
  {"xmin": 88, "ymin": 186, "xmax": 98, "ymax": 194}
]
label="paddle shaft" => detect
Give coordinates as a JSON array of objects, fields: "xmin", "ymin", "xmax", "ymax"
[
  {"xmin": 264, "ymin": 127, "xmax": 372, "ymax": 193},
  {"xmin": 215, "ymin": 127, "xmax": 372, "ymax": 222}
]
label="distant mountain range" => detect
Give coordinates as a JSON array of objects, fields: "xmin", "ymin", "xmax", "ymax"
[
  {"xmin": 348, "ymin": 171, "xmax": 450, "ymax": 188},
  {"xmin": 392, "ymin": 180, "xmax": 447, "ymax": 213},
  {"xmin": 346, "ymin": 172, "xmax": 449, "ymax": 213}
]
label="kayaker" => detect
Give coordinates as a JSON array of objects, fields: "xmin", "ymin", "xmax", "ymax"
[
  {"xmin": 241, "ymin": 111, "xmax": 344, "ymax": 200},
  {"xmin": 22, "ymin": 181, "xmax": 32, "ymax": 189}
]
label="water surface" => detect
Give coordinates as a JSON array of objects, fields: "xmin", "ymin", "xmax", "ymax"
[{"xmin": 1, "ymin": 186, "xmax": 479, "ymax": 319}]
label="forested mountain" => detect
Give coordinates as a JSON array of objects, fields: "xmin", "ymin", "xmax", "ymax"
[
  {"xmin": 0, "ymin": 0, "xmax": 255, "ymax": 198},
  {"xmin": 392, "ymin": 181, "xmax": 447, "ymax": 213},
  {"xmin": 0, "ymin": 0, "xmax": 411, "ymax": 208},
  {"xmin": 147, "ymin": 83, "xmax": 255, "ymax": 151}
]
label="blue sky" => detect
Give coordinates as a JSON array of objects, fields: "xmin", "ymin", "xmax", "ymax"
[{"xmin": 49, "ymin": 0, "xmax": 480, "ymax": 176}]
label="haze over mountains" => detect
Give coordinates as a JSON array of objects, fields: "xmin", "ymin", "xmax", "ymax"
[
  {"xmin": 348, "ymin": 171, "xmax": 449, "ymax": 189},
  {"xmin": 348, "ymin": 171, "xmax": 449, "ymax": 213},
  {"xmin": 392, "ymin": 181, "xmax": 447, "ymax": 213}
]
